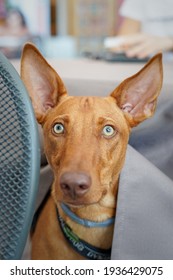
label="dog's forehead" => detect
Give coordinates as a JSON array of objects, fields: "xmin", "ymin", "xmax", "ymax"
[
  {"xmin": 46, "ymin": 95, "xmax": 128, "ymax": 130},
  {"xmin": 57, "ymin": 96, "xmax": 120, "ymax": 114}
]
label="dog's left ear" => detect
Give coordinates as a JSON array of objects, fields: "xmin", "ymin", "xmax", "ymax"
[
  {"xmin": 111, "ymin": 54, "xmax": 163, "ymax": 127},
  {"xmin": 21, "ymin": 43, "xmax": 67, "ymax": 123}
]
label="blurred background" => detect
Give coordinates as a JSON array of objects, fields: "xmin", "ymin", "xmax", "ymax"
[{"xmin": 0, "ymin": 0, "xmax": 123, "ymax": 59}]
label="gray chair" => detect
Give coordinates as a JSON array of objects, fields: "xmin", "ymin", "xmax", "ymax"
[{"xmin": 0, "ymin": 52, "xmax": 40, "ymax": 259}]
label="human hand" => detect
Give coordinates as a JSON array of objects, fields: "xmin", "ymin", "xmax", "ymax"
[{"xmin": 105, "ymin": 33, "xmax": 173, "ymax": 58}]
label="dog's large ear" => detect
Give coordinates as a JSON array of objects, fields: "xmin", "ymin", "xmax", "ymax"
[
  {"xmin": 111, "ymin": 54, "xmax": 163, "ymax": 127},
  {"xmin": 21, "ymin": 43, "xmax": 67, "ymax": 123}
]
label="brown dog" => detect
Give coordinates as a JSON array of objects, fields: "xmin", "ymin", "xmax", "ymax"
[{"xmin": 21, "ymin": 43, "xmax": 163, "ymax": 260}]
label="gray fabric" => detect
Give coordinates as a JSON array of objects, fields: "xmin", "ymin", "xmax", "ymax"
[
  {"xmin": 111, "ymin": 145, "xmax": 173, "ymax": 260},
  {"xmin": 129, "ymin": 99, "xmax": 173, "ymax": 180}
]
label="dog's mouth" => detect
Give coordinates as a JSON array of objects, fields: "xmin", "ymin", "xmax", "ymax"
[
  {"xmin": 53, "ymin": 171, "xmax": 106, "ymax": 204},
  {"xmin": 57, "ymin": 196, "xmax": 100, "ymax": 208},
  {"xmin": 51, "ymin": 167, "xmax": 117, "ymax": 210},
  {"xmin": 59, "ymin": 200, "xmax": 99, "ymax": 208},
  {"xmin": 55, "ymin": 188, "xmax": 108, "ymax": 209}
]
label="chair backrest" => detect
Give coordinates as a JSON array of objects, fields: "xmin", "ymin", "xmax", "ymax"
[{"xmin": 0, "ymin": 51, "xmax": 40, "ymax": 259}]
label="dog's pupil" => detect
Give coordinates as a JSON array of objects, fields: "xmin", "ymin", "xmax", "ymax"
[
  {"xmin": 106, "ymin": 126, "xmax": 112, "ymax": 133},
  {"xmin": 56, "ymin": 124, "xmax": 63, "ymax": 131}
]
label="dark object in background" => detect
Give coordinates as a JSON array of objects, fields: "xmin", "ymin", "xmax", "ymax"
[{"xmin": 82, "ymin": 50, "xmax": 149, "ymax": 63}]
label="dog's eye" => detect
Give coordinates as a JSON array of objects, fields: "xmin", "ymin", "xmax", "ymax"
[
  {"xmin": 102, "ymin": 125, "xmax": 115, "ymax": 138},
  {"xmin": 53, "ymin": 123, "xmax": 65, "ymax": 134}
]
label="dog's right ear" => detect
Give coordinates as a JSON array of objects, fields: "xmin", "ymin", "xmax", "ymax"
[
  {"xmin": 21, "ymin": 43, "xmax": 67, "ymax": 123},
  {"xmin": 110, "ymin": 53, "xmax": 163, "ymax": 127}
]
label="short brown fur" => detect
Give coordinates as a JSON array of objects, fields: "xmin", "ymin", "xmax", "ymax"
[{"xmin": 21, "ymin": 43, "xmax": 163, "ymax": 259}]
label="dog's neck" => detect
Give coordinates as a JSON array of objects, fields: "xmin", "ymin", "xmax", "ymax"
[
  {"xmin": 56, "ymin": 199, "xmax": 116, "ymax": 252},
  {"xmin": 56, "ymin": 204, "xmax": 114, "ymax": 259}
]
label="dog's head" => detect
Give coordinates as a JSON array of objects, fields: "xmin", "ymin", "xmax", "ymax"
[{"xmin": 21, "ymin": 43, "xmax": 162, "ymax": 208}]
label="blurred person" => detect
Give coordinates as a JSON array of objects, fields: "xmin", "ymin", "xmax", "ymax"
[
  {"xmin": 105, "ymin": 0, "xmax": 173, "ymax": 59},
  {"xmin": 0, "ymin": 8, "xmax": 30, "ymax": 58}
]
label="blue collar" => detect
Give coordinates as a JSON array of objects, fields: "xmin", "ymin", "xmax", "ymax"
[
  {"xmin": 60, "ymin": 203, "xmax": 115, "ymax": 228},
  {"xmin": 57, "ymin": 208, "xmax": 111, "ymax": 260}
]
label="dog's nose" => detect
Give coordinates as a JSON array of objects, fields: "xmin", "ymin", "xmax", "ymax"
[{"xmin": 60, "ymin": 172, "xmax": 91, "ymax": 200}]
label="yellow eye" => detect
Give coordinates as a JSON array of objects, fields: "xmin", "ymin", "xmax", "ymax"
[
  {"xmin": 53, "ymin": 123, "xmax": 65, "ymax": 134},
  {"xmin": 102, "ymin": 125, "xmax": 115, "ymax": 138}
]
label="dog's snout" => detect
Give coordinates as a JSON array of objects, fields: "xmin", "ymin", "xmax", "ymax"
[{"xmin": 60, "ymin": 172, "xmax": 91, "ymax": 200}]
